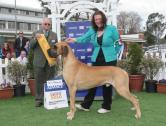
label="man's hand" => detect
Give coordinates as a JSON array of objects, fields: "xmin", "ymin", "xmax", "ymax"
[
  {"xmin": 35, "ymin": 33, "xmax": 42, "ymax": 40},
  {"xmin": 24, "ymin": 41, "xmax": 29, "ymax": 48},
  {"xmin": 26, "ymin": 41, "xmax": 29, "ymax": 45}
]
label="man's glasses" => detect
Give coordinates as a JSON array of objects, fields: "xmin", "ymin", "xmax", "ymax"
[{"xmin": 44, "ymin": 23, "xmax": 51, "ymax": 26}]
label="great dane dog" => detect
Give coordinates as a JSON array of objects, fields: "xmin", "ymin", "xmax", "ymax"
[{"xmin": 48, "ymin": 42, "xmax": 141, "ymax": 120}]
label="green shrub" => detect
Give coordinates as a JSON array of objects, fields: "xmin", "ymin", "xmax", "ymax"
[
  {"xmin": 27, "ymin": 49, "xmax": 34, "ymax": 79},
  {"xmin": 7, "ymin": 61, "xmax": 27, "ymax": 85},
  {"xmin": 141, "ymin": 54, "xmax": 164, "ymax": 80},
  {"xmin": 127, "ymin": 43, "xmax": 144, "ymax": 75}
]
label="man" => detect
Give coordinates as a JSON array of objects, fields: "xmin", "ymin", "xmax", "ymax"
[
  {"xmin": 16, "ymin": 50, "xmax": 27, "ymax": 65},
  {"xmin": 30, "ymin": 17, "xmax": 58, "ymax": 107},
  {"xmin": 14, "ymin": 31, "xmax": 29, "ymax": 57}
]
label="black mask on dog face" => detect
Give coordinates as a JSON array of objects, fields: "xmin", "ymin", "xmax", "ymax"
[{"xmin": 47, "ymin": 46, "xmax": 58, "ymax": 58}]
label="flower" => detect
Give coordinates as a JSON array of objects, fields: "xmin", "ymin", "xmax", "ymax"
[
  {"xmin": 0, "ymin": 80, "xmax": 12, "ymax": 89},
  {"xmin": 159, "ymin": 79, "xmax": 166, "ymax": 84}
]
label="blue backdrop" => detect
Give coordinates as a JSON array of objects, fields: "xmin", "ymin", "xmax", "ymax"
[{"xmin": 65, "ymin": 21, "xmax": 93, "ymax": 64}]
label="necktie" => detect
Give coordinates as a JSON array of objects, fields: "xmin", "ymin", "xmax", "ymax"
[
  {"xmin": 20, "ymin": 38, "xmax": 22, "ymax": 48},
  {"xmin": 45, "ymin": 31, "xmax": 49, "ymax": 40}
]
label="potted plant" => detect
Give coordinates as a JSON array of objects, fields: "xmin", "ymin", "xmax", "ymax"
[
  {"xmin": 141, "ymin": 54, "xmax": 163, "ymax": 92},
  {"xmin": 127, "ymin": 43, "xmax": 144, "ymax": 92},
  {"xmin": 157, "ymin": 79, "xmax": 166, "ymax": 94},
  {"xmin": 27, "ymin": 49, "xmax": 35, "ymax": 96},
  {"xmin": 7, "ymin": 60, "xmax": 27, "ymax": 96},
  {"xmin": 0, "ymin": 81, "xmax": 14, "ymax": 99},
  {"xmin": 117, "ymin": 59, "xmax": 129, "ymax": 71}
]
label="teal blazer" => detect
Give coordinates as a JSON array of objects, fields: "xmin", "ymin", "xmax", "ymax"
[{"xmin": 76, "ymin": 25, "xmax": 121, "ymax": 62}]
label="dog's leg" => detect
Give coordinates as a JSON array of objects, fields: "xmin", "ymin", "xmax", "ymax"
[
  {"xmin": 130, "ymin": 94, "xmax": 138, "ymax": 111},
  {"xmin": 67, "ymin": 86, "xmax": 77, "ymax": 120},
  {"xmin": 115, "ymin": 86, "xmax": 141, "ymax": 119},
  {"xmin": 129, "ymin": 95, "xmax": 141, "ymax": 119}
]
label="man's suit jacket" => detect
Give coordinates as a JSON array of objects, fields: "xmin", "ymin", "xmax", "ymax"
[
  {"xmin": 15, "ymin": 37, "xmax": 29, "ymax": 51},
  {"xmin": 30, "ymin": 29, "xmax": 57, "ymax": 68}
]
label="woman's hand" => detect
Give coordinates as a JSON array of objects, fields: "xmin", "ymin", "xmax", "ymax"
[{"xmin": 65, "ymin": 38, "xmax": 76, "ymax": 43}]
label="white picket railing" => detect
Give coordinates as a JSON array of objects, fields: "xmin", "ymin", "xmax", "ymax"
[
  {"xmin": 0, "ymin": 58, "xmax": 11, "ymax": 84},
  {"xmin": 0, "ymin": 58, "xmax": 28, "ymax": 87},
  {"xmin": 144, "ymin": 51, "xmax": 166, "ymax": 80}
]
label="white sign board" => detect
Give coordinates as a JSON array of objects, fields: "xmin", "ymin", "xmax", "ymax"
[{"xmin": 44, "ymin": 79, "xmax": 68, "ymax": 109}]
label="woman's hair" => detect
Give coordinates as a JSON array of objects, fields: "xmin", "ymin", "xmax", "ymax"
[
  {"xmin": 4, "ymin": 43, "xmax": 10, "ymax": 50},
  {"xmin": 91, "ymin": 10, "xmax": 107, "ymax": 31}
]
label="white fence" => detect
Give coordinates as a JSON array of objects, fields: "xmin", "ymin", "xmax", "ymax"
[
  {"xmin": 0, "ymin": 58, "xmax": 28, "ymax": 90},
  {"xmin": 145, "ymin": 51, "xmax": 166, "ymax": 80},
  {"xmin": 0, "ymin": 58, "xmax": 11, "ymax": 84}
]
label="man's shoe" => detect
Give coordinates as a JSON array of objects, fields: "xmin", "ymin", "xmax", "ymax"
[
  {"xmin": 75, "ymin": 104, "xmax": 90, "ymax": 111},
  {"xmin": 35, "ymin": 101, "xmax": 43, "ymax": 107},
  {"xmin": 97, "ymin": 108, "xmax": 110, "ymax": 114}
]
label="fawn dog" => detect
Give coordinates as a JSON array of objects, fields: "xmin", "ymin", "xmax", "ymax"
[{"xmin": 49, "ymin": 42, "xmax": 141, "ymax": 120}]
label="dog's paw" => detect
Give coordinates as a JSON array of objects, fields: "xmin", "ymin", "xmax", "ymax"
[
  {"xmin": 135, "ymin": 113, "xmax": 141, "ymax": 120},
  {"xmin": 67, "ymin": 112, "xmax": 70, "ymax": 116},
  {"xmin": 67, "ymin": 116, "xmax": 73, "ymax": 120},
  {"xmin": 67, "ymin": 112, "xmax": 74, "ymax": 120}
]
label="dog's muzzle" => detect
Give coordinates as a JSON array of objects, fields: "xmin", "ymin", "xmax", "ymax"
[{"xmin": 47, "ymin": 48, "xmax": 58, "ymax": 58}]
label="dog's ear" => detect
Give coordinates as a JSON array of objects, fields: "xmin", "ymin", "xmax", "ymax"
[{"xmin": 62, "ymin": 45, "xmax": 68, "ymax": 57}]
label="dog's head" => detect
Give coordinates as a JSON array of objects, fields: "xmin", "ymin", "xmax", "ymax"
[{"xmin": 47, "ymin": 42, "xmax": 69, "ymax": 58}]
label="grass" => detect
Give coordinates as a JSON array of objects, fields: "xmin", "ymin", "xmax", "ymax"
[{"xmin": 0, "ymin": 92, "xmax": 166, "ymax": 126}]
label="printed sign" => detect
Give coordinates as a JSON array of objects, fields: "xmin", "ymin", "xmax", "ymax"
[
  {"xmin": 37, "ymin": 34, "xmax": 56, "ymax": 66},
  {"xmin": 44, "ymin": 79, "xmax": 68, "ymax": 109}
]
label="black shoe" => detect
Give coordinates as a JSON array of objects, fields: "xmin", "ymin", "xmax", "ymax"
[{"xmin": 35, "ymin": 101, "xmax": 43, "ymax": 107}]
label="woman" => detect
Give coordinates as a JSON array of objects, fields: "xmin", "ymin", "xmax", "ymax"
[
  {"xmin": 2, "ymin": 42, "xmax": 13, "ymax": 59},
  {"xmin": 0, "ymin": 45, "xmax": 2, "ymax": 58},
  {"xmin": 66, "ymin": 10, "xmax": 121, "ymax": 113}
]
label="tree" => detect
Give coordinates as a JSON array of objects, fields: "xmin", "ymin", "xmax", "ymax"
[
  {"xmin": 144, "ymin": 31, "xmax": 156, "ymax": 46},
  {"xmin": 117, "ymin": 11, "xmax": 129, "ymax": 33},
  {"xmin": 117, "ymin": 11, "xmax": 142, "ymax": 34},
  {"xmin": 38, "ymin": 0, "xmax": 51, "ymax": 16},
  {"xmin": 145, "ymin": 13, "xmax": 166, "ymax": 46},
  {"xmin": 127, "ymin": 12, "xmax": 142, "ymax": 34},
  {"xmin": 146, "ymin": 13, "xmax": 166, "ymax": 38}
]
